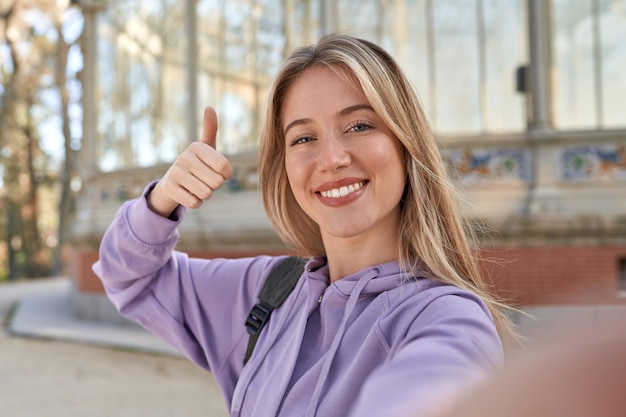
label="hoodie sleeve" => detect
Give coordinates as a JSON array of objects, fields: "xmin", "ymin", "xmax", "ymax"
[
  {"xmin": 92, "ymin": 183, "xmax": 283, "ymax": 381},
  {"xmin": 348, "ymin": 289, "xmax": 504, "ymax": 417}
]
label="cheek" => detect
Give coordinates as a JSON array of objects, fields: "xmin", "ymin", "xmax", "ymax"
[
  {"xmin": 285, "ymin": 157, "xmax": 307, "ymax": 199},
  {"xmin": 391, "ymin": 166, "xmax": 408, "ymax": 200},
  {"xmin": 378, "ymin": 145, "xmax": 407, "ymax": 198},
  {"xmin": 380, "ymin": 164, "xmax": 406, "ymax": 197},
  {"xmin": 285, "ymin": 157, "xmax": 297, "ymax": 186}
]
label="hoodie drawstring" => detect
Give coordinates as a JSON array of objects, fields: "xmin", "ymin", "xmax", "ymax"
[{"xmin": 305, "ymin": 269, "xmax": 380, "ymax": 417}]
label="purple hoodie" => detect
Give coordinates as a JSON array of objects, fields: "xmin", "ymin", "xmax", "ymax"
[{"xmin": 93, "ymin": 186, "xmax": 503, "ymax": 417}]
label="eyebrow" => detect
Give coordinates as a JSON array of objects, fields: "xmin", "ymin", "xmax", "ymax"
[
  {"xmin": 338, "ymin": 103, "xmax": 375, "ymax": 117},
  {"xmin": 283, "ymin": 103, "xmax": 375, "ymax": 136}
]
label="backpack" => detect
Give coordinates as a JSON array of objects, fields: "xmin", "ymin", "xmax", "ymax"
[{"xmin": 243, "ymin": 256, "xmax": 307, "ymax": 365}]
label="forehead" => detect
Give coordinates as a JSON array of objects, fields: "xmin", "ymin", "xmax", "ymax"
[
  {"xmin": 280, "ymin": 65, "xmax": 368, "ymax": 126},
  {"xmin": 289, "ymin": 64, "xmax": 360, "ymax": 95}
]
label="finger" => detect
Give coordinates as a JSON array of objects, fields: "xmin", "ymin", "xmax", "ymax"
[
  {"xmin": 185, "ymin": 142, "xmax": 234, "ymax": 180},
  {"xmin": 186, "ymin": 171, "xmax": 223, "ymax": 201},
  {"xmin": 160, "ymin": 168, "xmax": 208, "ymax": 208},
  {"xmin": 201, "ymin": 106, "xmax": 218, "ymax": 149}
]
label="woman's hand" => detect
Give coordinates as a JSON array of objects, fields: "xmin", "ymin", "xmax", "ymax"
[{"xmin": 147, "ymin": 107, "xmax": 234, "ymax": 217}]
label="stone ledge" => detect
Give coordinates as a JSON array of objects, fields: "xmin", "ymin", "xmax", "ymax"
[{"xmin": 478, "ymin": 214, "xmax": 626, "ymax": 246}]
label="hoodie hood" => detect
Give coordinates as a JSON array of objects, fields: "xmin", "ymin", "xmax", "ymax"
[
  {"xmin": 232, "ymin": 256, "xmax": 425, "ymax": 417},
  {"xmin": 305, "ymin": 256, "xmax": 412, "ymax": 297}
]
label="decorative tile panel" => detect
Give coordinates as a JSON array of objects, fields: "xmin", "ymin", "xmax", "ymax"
[
  {"xmin": 445, "ymin": 148, "xmax": 531, "ymax": 184},
  {"xmin": 561, "ymin": 145, "xmax": 626, "ymax": 181}
]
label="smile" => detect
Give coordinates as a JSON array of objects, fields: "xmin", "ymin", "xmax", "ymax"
[{"xmin": 319, "ymin": 181, "xmax": 365, "ymax": 198}]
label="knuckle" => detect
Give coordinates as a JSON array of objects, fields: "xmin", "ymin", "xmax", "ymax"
[
  {"xmin": 214, "ymin": 157, "xmax": 231, "ymax": 175},
  {"xmin": 187, "ymin": 201, "xmax": 201, "ymax": 209},
  {"xmin": 188, "ymin": 142, "xmax": 202, "ymax": 152},
  {"xmin": 197, "ymin": 188, "xmax": 213, "ymax": 200},
  {"xmin": 185, "ymin": 195, "xmax": 201, "ymax": 208},
  {"xmin": 214, "ymin": 175, "xmax": 226, "ymax": 187},
  {"xmin": 175, "ymin": 155, "xmax": 192, "ymax": 169}
]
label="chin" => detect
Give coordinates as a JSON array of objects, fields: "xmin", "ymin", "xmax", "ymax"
[{"xmin": 322, "ymin": 224, "xmax": 369, "ymax": 240}]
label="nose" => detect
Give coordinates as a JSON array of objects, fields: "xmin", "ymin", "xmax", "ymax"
[{"xmin": 316, "ymin": 134, "xmax": 351, "ymax": 172}]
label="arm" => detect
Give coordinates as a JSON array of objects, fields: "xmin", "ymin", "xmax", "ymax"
[
  {"xmin": 93, "ymin": 186, "xmax": 281, "ymax": 375},
  {"xmin": 439, "ymin": 320, "xmax": 626, "ymax": 417},
  {"xmin": 93, "ymin": 107, "xmax": 276, "ymax": 380},
  {"xmin": 349, "ymin": 292, "xmax": 503, "ymax": 417}
]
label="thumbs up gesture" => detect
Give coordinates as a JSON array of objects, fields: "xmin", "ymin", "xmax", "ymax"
[{"xmin": 148, "ymin": 107, "xmax": 234, "ymax": 217}]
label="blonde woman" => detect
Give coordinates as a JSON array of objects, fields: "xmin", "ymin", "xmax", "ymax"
[{"xmin": 94, "ymin": 33, "xmax": 516, "ymax": 417}]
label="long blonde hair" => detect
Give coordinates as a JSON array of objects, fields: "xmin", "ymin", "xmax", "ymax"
[{"xmin": 258, "ymin": 33, "xmax": 518, "ymax": 350}]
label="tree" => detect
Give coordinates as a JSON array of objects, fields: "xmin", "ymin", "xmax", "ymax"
[{"xmin": 0, "ymin": 0, "xmax": 81, "ymax": 280}]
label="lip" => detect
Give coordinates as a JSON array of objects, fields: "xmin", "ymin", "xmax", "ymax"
[{"xmin": 315, "ymin": 177, "xmax": 368, "ymax": 207}]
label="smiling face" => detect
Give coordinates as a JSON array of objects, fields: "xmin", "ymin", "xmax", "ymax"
[{"xmin": 281, "ymin": 65, "xmax": 406, "ymax": 253}]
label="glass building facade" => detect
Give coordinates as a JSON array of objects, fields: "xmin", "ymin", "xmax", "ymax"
[{"xmin": 87, "ymin": 0, "xmax": 625, "ymax": 173}]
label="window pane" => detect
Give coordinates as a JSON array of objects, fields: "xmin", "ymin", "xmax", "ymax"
[
  {"xmin": 398, "ymin": 0, "xmax": 431, "ymax": 121},
  {"xmin": 483, "ymin": 0, "xmax": 526, "ymax": 132},
  {"xmin": 286, "ymin": 0, "xmax": 321, "ymax": 46},
  {"xmin": 96, "ymin": 0, "xmax": 188, "ymax": 172},
  {"xmin": 433, "ymin": 0, "xmax": 481, "ymax": 134},
  {"xmin": 337, "ymin": 0, "xmax": 384, "ymax": 42},
  {"xmin": 552, "ymin": 0, "xmax": 597, "ymax": 129},
  {"xmin": 196, "ymin": 0, "xmax": 285, "ymax": 154},
  {"xmin": 600, "ymin": 0, "xmax": 626, "ymax": 128},
  {"xmin": 218, "ymin": 84, "xmax": 256, "ymax": 154},
  {"xmin": 553, "ymin": 0, "xmax": 626, "ymax": 130}
]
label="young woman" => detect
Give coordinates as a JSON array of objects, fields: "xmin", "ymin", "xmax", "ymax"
[{"xmin": 94, "ymin": 33, "xmax": 517, "ymax": 417}]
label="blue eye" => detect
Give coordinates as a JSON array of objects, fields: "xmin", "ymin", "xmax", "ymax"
[
  {"xmin": 347, "ymin": 121, "xmax": 373, "ymax": 133},
  {"xmin": 290, "ymin": 136, "xmax": 315, "ymax": 146}
]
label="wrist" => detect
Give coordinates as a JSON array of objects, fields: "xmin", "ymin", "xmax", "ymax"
[{"xmin": 146, "ymin": 182, "xmax": 179, "ymax": 218}]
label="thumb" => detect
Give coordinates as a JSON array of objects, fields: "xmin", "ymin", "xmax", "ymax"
[{"xmin": 201, "ymin": 106, "xmax": 218, "ymax": 149}]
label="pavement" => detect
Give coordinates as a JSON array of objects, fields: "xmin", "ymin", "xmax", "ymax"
[
  {"xmin": 0, "ymin": 277, "xmax": 229, "ymax": 417},
  {"xmin": 5, "ymin": 277, "xmax": 179, "ymax": 355}
]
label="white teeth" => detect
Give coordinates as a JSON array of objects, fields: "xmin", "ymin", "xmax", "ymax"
[{"xmin": 320, "ymin": 182, "xmax": 364, "ymax": 198}]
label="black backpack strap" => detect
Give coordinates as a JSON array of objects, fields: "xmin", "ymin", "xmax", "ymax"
[{"xmin": 244, "ymin": 256, "xmax": 307, "ymax": 365}]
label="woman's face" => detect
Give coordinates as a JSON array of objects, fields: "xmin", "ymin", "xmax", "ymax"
[{"xmin": 281, "ymin": 65, "xmax": 406, "ymax": 248}]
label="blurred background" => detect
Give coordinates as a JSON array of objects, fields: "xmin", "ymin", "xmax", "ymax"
[{"xmin": 0, "ymin": 0, "xmax": 625, "ymax": 415}]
